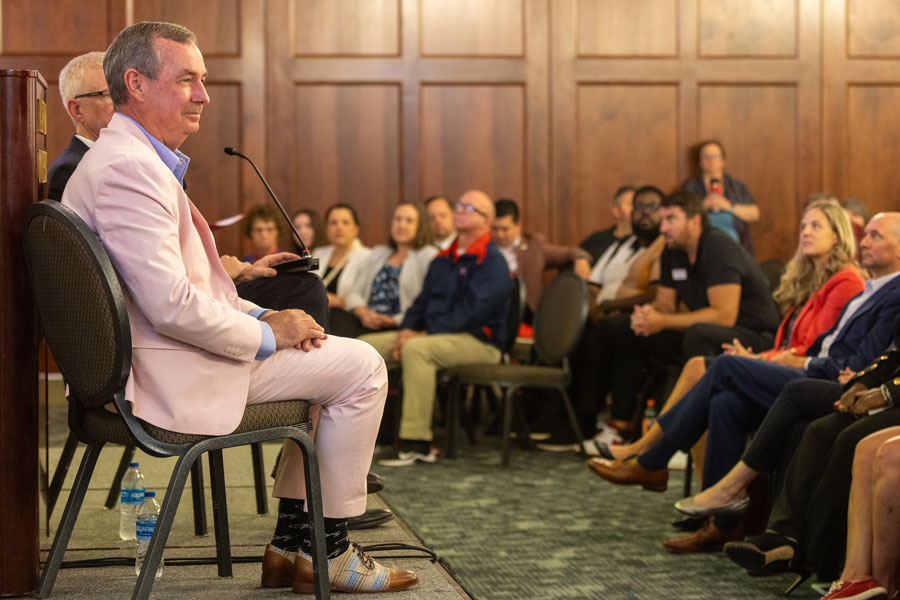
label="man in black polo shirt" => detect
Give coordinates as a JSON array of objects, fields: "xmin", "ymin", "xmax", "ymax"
[{"xmin": 600, "ymin": 190, "xmax": 779, "ymax": 438}]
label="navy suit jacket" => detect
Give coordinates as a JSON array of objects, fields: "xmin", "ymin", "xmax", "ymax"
[
  {"xmin": 805, "ymin": 273, "xmax": 900, "ymax": 380},
  {"xmin": 47, "ymin": 135, "xmax": 89, "ymax": 201}
]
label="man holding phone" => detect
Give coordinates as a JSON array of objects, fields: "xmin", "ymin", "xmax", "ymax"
[{"xmin": 682, "ymin": 139, "xmax": 760, "ymax": 253}]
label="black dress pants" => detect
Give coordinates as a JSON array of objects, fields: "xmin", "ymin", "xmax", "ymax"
[
  {"xmin": 768, "ymin": 406, "xmax": 900, "ymax": 579},
  {"xmin": 598, "ymin": 315, "xmax": 775, "ymax": 423},
  {"xmin": 236, "ymin": 271, "xmax": 330, "ymax": 332}
]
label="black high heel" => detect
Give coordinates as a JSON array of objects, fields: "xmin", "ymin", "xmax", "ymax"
[{"xmin": 783, "ymin": 570, "xmax": 811, "ymax": 596}]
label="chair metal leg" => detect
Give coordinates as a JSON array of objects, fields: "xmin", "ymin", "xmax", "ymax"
[
  {"xmin": 208, "ymin": 449, "xmax": 233, "ymax": 577},
  {"xmin": 37, "ymin": 442, "xmax": 104, "ymax": 599},
  {"xmin": 559, "ymin": 387, "xmax": 586, "ymax": 456},
  {"xmin": 512, "ymin": 396, "xmax": 534, "ymax": 450},
  {"xmin": 251, "ymin": 442, "xmax": 268, "ymax": 514},
  {"xmin": 132, "ymin": 450, "xmax": 197, "ymax": 600},
  {"xmin": 104, "ymin": 443, "xmax": 136, "ymax": 509},
  {"xmin": 47, "ymin": 432, "xmax": 79, "ymax": 517},
  {"xmin": 189, "ymin": 459, "xmax": 208, "ymax": 536},
  {"xmin": 501, "ymin": 386, "xmax": 518, "ymax": 467},
  {"xmin": 289, "ymin": 431, "xmax": 331, "ymax": 600},
  {"xmin": 683, "ymin": 452, "xmax": 693, "ymax": 497}
]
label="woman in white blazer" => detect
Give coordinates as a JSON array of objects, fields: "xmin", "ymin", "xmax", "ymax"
[
  {"xmin": 311, "ymin": 203, "xmax": 371, "ymax": 307},
  {"xmin": 331, "ymin": 202, "xmax": 438, "ymax": 337}
]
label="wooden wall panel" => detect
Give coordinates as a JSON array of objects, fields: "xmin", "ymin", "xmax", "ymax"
[
  {"xmin": 420, "ymin": 0, "xmax": 524, "ymax": 56},
  {"xmin": 292, "ymin": 0, "xmax": 400, "ymax": 56},
  {"xmin": 0, "ymin": 0, "xmax": 112, "ymax": 55},
  {"xmin": 699, "ymin": 0, "xmax": 797, "ymax": 57},
  {"xmin": 845, "ymin": 85, "xmax": 900, "ymax": 214},
  {"xmin": 574, "ymin": 84, "xmax": 679, "ymax": 242},
  {"xmin": 132, "ymin": 0, "xmax": 241, "ymax": 57},
  {"xmin": 848, "ymin": 0, "xmax": 900, "ymax": 57},
  {"xmin": 698, "ymin": 84, "xmax": 799, "ymax": 259},
  {"xmin": 288, "ymin": 84, "xmax": 401, "ymax": 246},
  {"xmin": 420, "ymin": 84, "xmax": 525, "ymax": 211},
  {"xmin": 577, "ymin": 0, "xmax": 678, "ymax": 57},
  {"xmin": 179, "ymin": 83, "xmax": 243, "ymax": 254}
]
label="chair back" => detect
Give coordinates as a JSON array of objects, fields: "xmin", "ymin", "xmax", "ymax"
[
  {"xmin": 23, "ymin": 201, "xmax": 131, "ymax": 408},
  {"xmin": 531, "ymin": 270, "xmax": 587, "ymax": 365},
  {"xmin": 501, "ymin": 276, "xmax": 526, "ymax": 356}
]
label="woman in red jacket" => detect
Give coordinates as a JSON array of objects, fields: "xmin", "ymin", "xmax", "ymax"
[{"xmin": 600, "ymin": 199, "xmax": 864, "ymax": 462}]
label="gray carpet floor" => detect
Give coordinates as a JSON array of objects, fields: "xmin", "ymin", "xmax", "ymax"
[
  {"xmin": 375, "ymin": 437, "xmax": 826, "ymax": 600},
  {"xmin": 40, "ymin": 440, "xmax": 467, "ymax": 600}
]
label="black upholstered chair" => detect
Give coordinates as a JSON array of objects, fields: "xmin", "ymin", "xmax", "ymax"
[
  {"xmin": 444, "ymin": 270, "xmax": 588, "ymax": 466},
  {"xmin": 25, "ymin": 200, "xmax": 330, "ymax": 600}
]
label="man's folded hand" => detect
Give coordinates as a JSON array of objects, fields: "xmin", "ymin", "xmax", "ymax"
[{"xmin": 262, "ymin": 309, "xmax": 327, "ymax": 352}]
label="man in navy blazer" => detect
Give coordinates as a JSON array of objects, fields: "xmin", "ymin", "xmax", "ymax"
[
  {"xmin": 47, "ymin": 51, "xmax": 114, "ymax": 201},
  {"xmin": 590, "ymin": 213, "xmax": 900, "ymax": 548}
]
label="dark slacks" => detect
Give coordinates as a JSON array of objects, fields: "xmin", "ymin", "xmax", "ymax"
[
  {"xmin": 655, "ymin": 355, "xmax": 806, "ymax": 488},
  {"xmin": 236, "ymin": 271, "xmax": 330, "ymax": 333},
  {"xmin": 768, "ymin": 406, "xmax": 900, "ymax": 579},
  {"xmin": 596, "ymin": 314, "xmax": 773, "ymax": 422}
]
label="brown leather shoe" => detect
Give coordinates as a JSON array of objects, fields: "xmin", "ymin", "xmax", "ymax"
[
  {"xmin": 662, "ymin": 519, "xmax": 744, "ymax": 554},
  {"xmin": 587, "ymin": 456, "xmax": 668, "ymax": 492},
  {"xmin": 293, "ymin": 543, "xmax": 419, "ymax": 594},
  {"xmin": 261, "ymin": 543, "xmax": 295, "ymax": 588}
]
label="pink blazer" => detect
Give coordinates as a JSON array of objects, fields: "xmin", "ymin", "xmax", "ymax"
[
  {"xmin": 764, "ymin": 266, "xmax": 865, "ymax": 358},
  {"xmin": 63, "ymin": 114, "xmax": 263, "ymax": 435}
]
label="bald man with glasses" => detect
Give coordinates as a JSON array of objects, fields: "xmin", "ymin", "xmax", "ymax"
[
  {"xmin": 48, "ymin": 51, "xmax": 115, "ymax": 201},
  {"xmin": 361, "ymin": 189, "xmax": 513, "ymax": 466}
]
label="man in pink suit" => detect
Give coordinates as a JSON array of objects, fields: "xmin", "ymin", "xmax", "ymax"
[{"xmin": 62, "ymin": 21, "xmax": 417, "ymax": 595}]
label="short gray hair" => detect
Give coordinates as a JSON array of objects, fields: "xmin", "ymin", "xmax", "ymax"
[
  {"xmin": 104, "ymin": 21, "xmax": 197, "ymax": 106},
  {"xmin": 58, "ymin": 51, "xmax": 106, "ymax": 110}
]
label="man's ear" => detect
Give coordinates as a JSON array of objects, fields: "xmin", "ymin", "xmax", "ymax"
[
  {"xmin": 65, "ymin": 98, "xmax": 82, "ymax": 124},
  {"xmin": 122, "ymin": 68, "xmax": 144, "ymax": 102}
]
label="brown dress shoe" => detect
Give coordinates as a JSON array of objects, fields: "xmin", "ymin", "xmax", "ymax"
[
  {"xmin": 261, "ymin": 543, "xmax": 295, "ymax": 588},
  {"xmin": 293, "ymin": 543, "xmax": 419, "ymax": 594},
  {"xmin": 662, "ymin": 519, "xmax": 744, "ymax": 554},
  {"xmin": 587, "ymin": 456, "xmax": 668, "ymax": 492}
]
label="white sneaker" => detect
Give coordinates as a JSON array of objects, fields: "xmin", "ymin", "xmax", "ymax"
[
  {"xmin": 377, "ymin": 447, "xmax": 439, "ymax": 467},
  {"xmin": 583, "ymin": 427, "xmax": 626, "ymax": 457}
]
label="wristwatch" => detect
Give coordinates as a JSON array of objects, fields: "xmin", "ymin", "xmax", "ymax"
[{"xmin": 881, "ymin": 384, "xmax": 895, "ymax": 408}]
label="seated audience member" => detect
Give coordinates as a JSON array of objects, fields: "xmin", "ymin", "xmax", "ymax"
[
  {"xmin": 590, "ymin": 213, "xmax": 900, "ymax": 555},
  {"xmin": 540, "ymin": 186, "xmax": 665, "ymax": 447},
  {"xmin": 492, "ymin": 198, "xmax": 592, "ymax": 322},
  {"xmin": 361, "ymin": 190, "xmax": 511, "ymax": 466},
  {"xmin": 330, "ymin": 202, "xmax": 437, "ymax": 338},
  {"xmin": 48, "ymin": 51, "xmax": 115, "ymax": 200},
  {"xmin": 602, "ymin": 199, "xmax": 862, "ymax": 461},
  {"xmin": 63, "ymin": 21, "xmax": 415, "ymax": 593},
  {"xmin": 842, "ymin": 197, "xmax": 871, "ymax": 248},
  {"xmin": 312, "ymin": 203, "xmax": 372, "ymax": 308},
  {"xmin": 589, "ymin": 190, "xmax": 780, "ymax": 441},
  {"xmin": 291, "ymin": 207, "xmax": 324, "ymax": 253},
  {"xmin": 580, "ymin": 186, "xmax": 635, "ymax": 264},
  {"xmin": 813, "ymin": 427, "xmax": 900, "ymax": 600},
  {"xmin": 720, "ymin": 314, "xmax": 900, "ymax": 582},
  {"xmin": 241, "ymin": 204, "xmax": 282, "ymax": 263},
  {"xmin": 425, "ymin": 195, "xmax": 457, "ymax": 251},
  {"xmin": 682, "ymin": 140, "xmax": 759, "ymax": 252}
]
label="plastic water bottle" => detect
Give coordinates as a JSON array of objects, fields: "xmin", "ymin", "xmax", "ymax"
[
  {"xmin": 119, "ymin": 462, "xmax": 145, "ymax": 540},
  {"xmin": 642, "ymin": 399, "xmax": 659, "ymax": 435},
  {"xmin": 135, "ymin": 491, "xmax": 163, "ymax": 578}
]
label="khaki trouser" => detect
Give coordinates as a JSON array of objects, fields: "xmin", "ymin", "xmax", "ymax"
[{"xmin": 359, "ymin": 332, "xmax": 501, "ymax": 441}]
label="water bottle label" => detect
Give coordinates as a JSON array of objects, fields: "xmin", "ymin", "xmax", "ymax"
[
  {"xmin": 121, "ymin": 489, "xmax": 145, "ymax": 504},
  {"xmin": 136, "ymin": 520, "xmax": 155, "ymax": 541}
]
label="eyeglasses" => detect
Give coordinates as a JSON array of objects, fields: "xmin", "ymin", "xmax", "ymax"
[
  {"xmin": 634, "ymin": 201, "xmax": 661, "ymax": 212},
  {"xmin": 74, "ymin": 89, "xmax": 110, "ymax": 100},
  {"xmin": 456, "ymin": 201, "xmax": 489, "ymax": 218}
]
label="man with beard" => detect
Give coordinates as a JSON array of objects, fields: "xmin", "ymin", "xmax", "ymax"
[
  {"xmin": 546, "ymin": 190, "xmax": 780, "ymax": 447},
  {"xmin": 540, "ymin": 185, "xmax": 665, "ymax": 448}
]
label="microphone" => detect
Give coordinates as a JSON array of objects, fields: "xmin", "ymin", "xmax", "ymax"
[{"xmin": 224, "ymin": 147, "xmax": 318, "ymax": 273}]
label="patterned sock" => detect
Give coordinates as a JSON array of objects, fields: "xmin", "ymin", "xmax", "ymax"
[
  {"xmin": 300, "ymin": 516, "xmax": 350, "ymax": 560},
  {"xmin": 271, "ymin": 498, "xmax": 306, "ymax": 552},
  {"xmin": 637, "ymin": 437, "xmax": 679, "ymax": 471}
]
